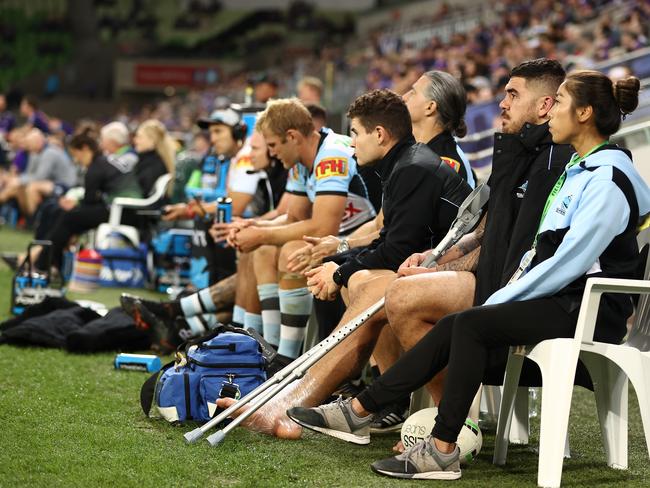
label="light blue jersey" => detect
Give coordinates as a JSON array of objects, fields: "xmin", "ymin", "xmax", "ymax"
[{"xmin": 285, "ymin": 128, "xmax": 376, "ymax": 234}]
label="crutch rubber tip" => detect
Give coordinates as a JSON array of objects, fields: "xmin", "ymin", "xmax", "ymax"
[
  {"xmin": 206, "ymin": 430, "xmax": 225, "ymax": 446},
  {"xmin": 183, "ymin": 428, "xmax": 204, "ymax": 444}
]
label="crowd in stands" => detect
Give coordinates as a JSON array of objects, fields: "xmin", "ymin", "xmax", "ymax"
[{"xmin": 364, "ymin": 0, "xmax": 650, "ymax": 100}]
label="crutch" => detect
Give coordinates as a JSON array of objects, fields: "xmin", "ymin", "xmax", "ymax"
[{"xmin": 184, "ymin": 183, "xmax": 491, "ymax": 446}]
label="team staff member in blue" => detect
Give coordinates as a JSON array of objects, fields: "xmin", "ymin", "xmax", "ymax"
[{"xmin": 287, "ymin": 71, "xmax": 650, "ymax": 480}]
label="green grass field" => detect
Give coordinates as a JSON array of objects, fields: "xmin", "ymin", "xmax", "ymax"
[{"xmin": 0, "ymin": 228, "xmax": 648, "ymax": 487}]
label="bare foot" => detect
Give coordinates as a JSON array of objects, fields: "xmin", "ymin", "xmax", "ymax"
[
  {"xmin": 215, "ymin": 379, "xmax": 325, "ymax": 440},
  {"xmin": 216, "ymin": 396, "xmax": 303, "ymax": 439},
  {"xmin": 392, "ymin": 440, "xmax": 405, "ymax": 453}
]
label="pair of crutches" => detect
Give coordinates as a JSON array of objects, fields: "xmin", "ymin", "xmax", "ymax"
[{"xmin": 184, "ymin": 183, "xmax": 491, "ymax": 446}]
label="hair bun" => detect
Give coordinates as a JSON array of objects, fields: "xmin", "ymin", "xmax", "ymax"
[
  {"xmin": 455, "ymin": 119, "xmax": 468, "ymax": 139},
  {"xmin": 613, "ymin": 76, "xmax": 641, "ymax": 115}
]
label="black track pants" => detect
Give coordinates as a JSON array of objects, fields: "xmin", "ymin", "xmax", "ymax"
[
  {"xmin": 357, "ymin": 298, "xmax": 577, "ymax": 443},
  {"xmin": 36, "ymin": 204, "xmax": 109, "ymax": 270}
]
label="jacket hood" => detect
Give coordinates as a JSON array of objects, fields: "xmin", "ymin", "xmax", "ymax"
[{"xmin": 573, "ymin": 145, "xmax": 650, "ymax": 218}]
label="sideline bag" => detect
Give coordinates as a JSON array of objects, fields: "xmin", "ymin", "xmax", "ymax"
[
  {"xmin": 98, "ymin": 234, "xmax": 149, "ymax": 288},
  {"xmin": 141, "ymin": 325, "xmax": 272, "ymax": 424}
]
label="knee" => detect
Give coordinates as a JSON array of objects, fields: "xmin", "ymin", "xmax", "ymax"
[
  {"xmin": 278, "ymin": 240, "xmax": 307, "ymax": 273},
  {"xmin": 253, "ymin": 245, "xmax": 278, "ymax": 269},
  {"xmin": 384, "ymin": 278, "xmax": 412, "ymax": 319},
  {"xmin": 347, "ymin": 269, "xmax": 375, "ymax": 299},
  {"xmin": 448, "ymin": 308, "xmax": 482, "ymax": 340}
]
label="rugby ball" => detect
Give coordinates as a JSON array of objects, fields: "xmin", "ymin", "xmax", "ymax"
[{"xmin": 400, "ymin": 407, "xmax": 482, "ymax": 465}]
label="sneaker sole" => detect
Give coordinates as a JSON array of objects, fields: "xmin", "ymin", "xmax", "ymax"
[
  {"xmin": 371, "ymin": 465, "xmax": 461, "ymax": 480},
  {"xmin": 287, "ymin": 413, "xmax": 370, "ymax": 445}
]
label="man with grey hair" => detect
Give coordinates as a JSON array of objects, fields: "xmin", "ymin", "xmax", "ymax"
[
  {"xmin": 100, "ymin": 121, "xmax": 138, "ymax": 173},
  {"xmin": 405, "ymin": 71, "xmax": 474, "ymax": 188},
  {"xmin": 0, "ymin": 128, "xmax": 76, "ymax": 217}
]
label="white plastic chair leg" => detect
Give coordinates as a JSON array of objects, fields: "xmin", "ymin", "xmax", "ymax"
[
  {"xmin": 481, "ymin": 384, "xmax": 501, "ymax": 420},
  {"xmin": 529, "ymin": 339, "xmax": 579, "ymax": 488},
  {"xmin": 634, "ymin": 354, "xmax": 650, "ymax": 458},
  {"xmin": 510, "ymin": 387, "xmax": 530, "ymax": 445},
  {"xmin": 409, "ymin": 386, "xmax": 436, "ymax": 414},
  {"xmin": 493, "ymin": 351, "xmax": 525, "ymax": 465},
  {"xmin": 580, "ymin": 351, "xmax": 629, "ymax": 469}
]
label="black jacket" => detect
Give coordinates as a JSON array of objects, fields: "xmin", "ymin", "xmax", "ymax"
[
  {"xmin": 83, "ymin": 154, "xmax": 142, "ymax": 206},
  {"xmin": 474, "ymin": 122, "xmax": 573, "ymax": 305},
  {"xmin": 337, "ymin": 136, "xmax": 472, "ymax": 286},
  {"xmin": 427, "ymin": 130, "xmax": 471, "ymax": 183},
  {"xmin": 135, "ymin": 150, "xmax": 168, "ymax": 196}
]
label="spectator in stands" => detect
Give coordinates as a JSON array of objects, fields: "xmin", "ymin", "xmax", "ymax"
[
  {"xmin": 19, "ymin": 95, "xmax": 49, "ymax": 134},
  {"xmin": 0, "ymin": 128, "xmax": 76, "ymax": 217},
  {"xmin": 0, "ymin": 93, "xmax": 15, "ymax": 137},
  {"xmin": 297, "ymin": 76, "xmax": 324, "ymax": 105},
  {"xmin": 303, "ymin": 102, "xmax": 327, "ymax": 131},
  {"xmin": 133, "ymin": 119, "xmax": 176, "ymax": 196},
  {"xmin": 33, "ymin": 128, "xmax": 142, "ymax": 272},
  {"xmin": 253, "ymin": 74, "xmax": 279, "ymax": 104},
  {"xmin": 288, "ymin": 71, "xmax": 649, "ymax": 481},
  {"xmin": 3, "ymin": 127, "xmax": 29, "ymax": 174}
]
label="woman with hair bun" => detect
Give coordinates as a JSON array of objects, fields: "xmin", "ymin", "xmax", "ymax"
[{"xmin": 286, "ymin": 71, "xmax": 650, "ymax": 481}]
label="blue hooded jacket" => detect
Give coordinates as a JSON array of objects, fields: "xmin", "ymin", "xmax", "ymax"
[{"xmin": 485, "ymin": 145, "xmax": 650, "ymax": 340}]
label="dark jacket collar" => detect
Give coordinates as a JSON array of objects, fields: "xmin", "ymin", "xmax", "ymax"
[
  {"xmin": 373, "ymin": 135, "xmax": 416, "ymax": 181},
  {"xmin": 426, "ymin": 130, "xmax": 454, "ymax": 149},
  {"xmin": 504, "ymin": 121, "xmax": 553, "ymax": 151}
]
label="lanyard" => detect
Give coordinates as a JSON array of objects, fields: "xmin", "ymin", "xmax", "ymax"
[
  {"xmin": 533, "ymin": 141, "xmax": 608, "ymax": 247},
  {"xmin": 509, "ymin": 140, "xmax": 608, "ymax": 285}
]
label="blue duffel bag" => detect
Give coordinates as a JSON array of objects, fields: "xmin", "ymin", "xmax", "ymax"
[{"xmin": 146, "ymin": 325, "xmax": 269, "ymax": 424}]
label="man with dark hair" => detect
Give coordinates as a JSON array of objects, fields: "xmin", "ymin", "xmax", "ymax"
[
  {"xmin": 214, "ymin": 88, "xmax": 471, "ymax": 437},
  {"xmin": 303, "ymin": 102, "xmax": 327, "ymax": 131}
]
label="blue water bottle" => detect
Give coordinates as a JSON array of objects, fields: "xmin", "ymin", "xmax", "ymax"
[{"xmin": 216, "ymin": 197, "xmax": 232, "ymax": 224}]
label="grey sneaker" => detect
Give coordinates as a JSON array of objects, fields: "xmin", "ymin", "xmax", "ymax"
[
  {"xmin": 286, "ymin": 397, "xmax": 373, "ymax": 445},
  {"xmin": 370, "ymin": 436, "xmax": 461, "ymax": 480}
]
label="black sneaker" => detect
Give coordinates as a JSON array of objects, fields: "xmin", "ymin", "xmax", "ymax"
[
  {"xmin": 371, "ymin": 436, "xmax": 461, "ymax": 480},
  {"xmin": 120, "ymin": 293, "xmax": 178, "ymax": 323},
  {"xmin": 370, "ymin": 402, "xmax": 408, "ymax": 434},
  {"xmin": 120, "ymin": 294, "xmax": 178, "ymax": 354}
]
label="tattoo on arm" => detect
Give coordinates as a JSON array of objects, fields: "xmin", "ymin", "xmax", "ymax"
[{"xmin": 436, "ymin": 246, "xmax": 481, "ymax": 272}]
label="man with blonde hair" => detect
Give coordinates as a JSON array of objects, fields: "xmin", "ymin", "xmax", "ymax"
[{"xmin": 231, "ymin": 98, "xmax": 375, "ymax": 361}]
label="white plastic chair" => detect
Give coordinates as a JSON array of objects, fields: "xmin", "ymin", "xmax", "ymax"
[
  {"xmin": 95, "ymin": 173, "xmax": 172, "ymax": 248},
  {"xmin": 493, "ymin": 229, "xmax": 650, "ymax": 487}
]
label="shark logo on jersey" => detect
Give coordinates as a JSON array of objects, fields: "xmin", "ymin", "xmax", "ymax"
[
  {"xmin": 556, "ymin": 194, "xmax": 572, "ymax": 215},
  {"xmin": 516, "ymin": 180, "xmax": 528, "ymax": 199}
]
